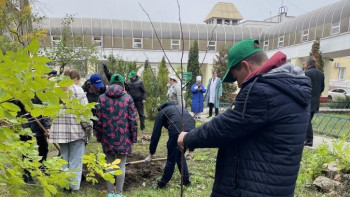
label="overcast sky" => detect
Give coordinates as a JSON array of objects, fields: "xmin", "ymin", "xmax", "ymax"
[{"xmin": 35, "ymin": 0, "xmax": 339, "ymax": 23}]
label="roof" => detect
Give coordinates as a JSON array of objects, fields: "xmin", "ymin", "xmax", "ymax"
[{"xmin": 204, "ymin": 2, "xmax": 243, "ymax": 22}]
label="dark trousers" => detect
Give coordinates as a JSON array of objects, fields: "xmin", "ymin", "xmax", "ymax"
[
  {"xmin": 305, "ymin": 112, "xmax": 315, "ymax": 143},
  {"xmin": 21, "ymin": 135, "xmax": 48, "ymax": 182},
  {"xmin": 20, "ymin": 135, "xmax": 48, "ymax": 162},
  {"xmin": 159, "ymin": 134, "xmax": 190, "ymax": 186},
  {"xmin": 134, "ymin": 100, "xmax": 145, "ymax": 130},
  {"xmin": 208, "ymin": 102, "xmax": 219, "ymax": 117}
]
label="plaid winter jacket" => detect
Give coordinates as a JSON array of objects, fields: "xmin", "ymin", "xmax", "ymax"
[
  {"xmin": 96, "ymin": 84, "xmax": 138, "ymax": 155},
  {"xmin": 50, "ymin": 84, "xmax": 88, "ymax": 143}
]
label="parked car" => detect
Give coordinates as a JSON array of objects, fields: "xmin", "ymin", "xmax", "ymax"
[{"xmin": 328, "ymin": 88, "xmax": 350, "ymax": 100}]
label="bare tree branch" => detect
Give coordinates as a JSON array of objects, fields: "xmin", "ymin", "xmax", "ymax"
[
  {"xmin": 138, "ymin": 3, "xmax": 181, "ymax": 81},
  {"xmin": 176, "ymin": 0, "xmax": 185, "ymax": 196},
  {"xmin": 199, "ymin": 23, "xmax": 218, "ymax": 71}
]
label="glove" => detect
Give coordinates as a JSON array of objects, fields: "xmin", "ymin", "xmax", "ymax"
[{"xmin": 145, "ymin": 155, "xmax": 152, "ymax": 163}]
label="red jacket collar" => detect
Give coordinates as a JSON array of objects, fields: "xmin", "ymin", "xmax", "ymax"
[{"xmin": 244, "ymin": 51, "xmax": 287, "ymax": 82}]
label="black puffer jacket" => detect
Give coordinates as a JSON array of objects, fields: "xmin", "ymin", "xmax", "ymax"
[
  {"xmin": 13, "ymin": 97, "xmax": 52, "ymax": 137},
  {"xmin": 184, "ymin": 63, "xmax": 311, "ymax": 197},
  {"xmin": 305, "ymin": 66, "xmax": 324, "ymax": 112},
  {"xmin": 126, "ymin": 76, "xmax": 146, "ymax": 102},
  {"xmin": 149, "ymin": 102, "xmax": 195, "ymax": 155}
]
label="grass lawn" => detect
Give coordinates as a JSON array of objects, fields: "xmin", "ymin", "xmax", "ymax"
[
  {"xmin": 3, "ymin": 118, "xmax": 339, "ymax": 197},
  {"xmin": 13, "ymin": 119, "xmax": 216, "ymax": 197}
]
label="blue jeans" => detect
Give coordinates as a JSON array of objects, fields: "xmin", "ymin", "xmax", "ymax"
[
  {"xmin": 159, "ymin": 134, "xmax": 190, "ymax": 186},
  {"xmin": 59, "ymin": 139, "xmax": 85, "ymax": 190}
]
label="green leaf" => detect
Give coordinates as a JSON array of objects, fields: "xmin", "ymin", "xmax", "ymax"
[
  {"xmin": 27, "ymin": 39, "xmax": 40, "ymax": 56},
  {"xmin": 57, "ymin": 77, "xmax": 73, "ymax": 87},
  {"xmin": 0, "ymin": 102, "xmax": 20, "ymax": 112},
  {"xmin": 46, "ymin": 185, "xmax": 57, "ymax": 195},
  {"xmin": 31, "ymin": 108, "xmax": 42, "ymax": 117}
]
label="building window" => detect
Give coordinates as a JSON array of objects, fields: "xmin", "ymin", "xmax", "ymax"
[
  {"xmin": 224, "ymin": 20, "xmax": 230, "ymax": 25},
  {"xmin": 263, "ymin": 41, "xmax": 269, "ymax": 51},
  {"xmin": 301, "ymin": 29, "xmax": 309, "ymax": 42},
  {"xmin": 171, "ymin": 39, "xmax": 181, "ymax": 50},
  {"xmin": 338, "ymin": 67, "xmax": 346, "ymax": 80},
  {"xmin": 208, "ymin": 41, "xmax": 216, "ymax": 51},
  {"xmin": 133, "ymin": 38, "xmax": 143, "ymax": 49},
  {"xmin": 51, "ymin": 36, "xmax": 61, "ymax": 46},
  {"xmin": 92, "ymin": 36, "xmax": 102, "ymax": 47},
  {"xmin": 217, "ymin": 19, "xmax": 222, "ymax": 25},
  {"xmin": 278, "ymin": 36, "xmax": 284, "ymax": 48},
  {"xmin": 331, "ymin": 21, "xmax": 340, "ymax": 35}
]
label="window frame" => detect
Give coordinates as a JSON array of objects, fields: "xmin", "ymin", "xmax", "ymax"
[
  {"xmin": 278, "ymin": 36, "xmax": 284, "ymax": 48},
  {"xmin": 338, "ymin": 67, "xmax": 346, "ymax": 80},
  {"xmin": 171, "ymin": 39, "xmax": 181, "ymax": 50},
  {"xmin": 263, "ymin": 40, "xmax": 269, "ymax": 51},
  {"xmin": 217, "ymin": 19, "xmax": 222, "ymax": 25},
  {"xmin": 207, "ymin": 41, "xmax": 216, "ymax": 51},
  {"xmin": 132, "ymin": 38, "xmax": 143, "ymax": 49},
  {"xmin": 51, "ymin": 36, "xmax": 61, "ymax": 47},
  {"xmin": 331, "ymin": 21, "xmax": 340, "ymax": 35},
  {"xmin": 301, "ymin": 29, "xmax": 309, "ymax": 42},
  {"xmin": 92, "ymin": 36, "xmax": 103, "ymax": 47}
]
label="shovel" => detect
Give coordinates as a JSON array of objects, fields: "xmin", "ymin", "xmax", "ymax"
[{"xmin": 126, "ymin": 157, "xmax": 167, "ymax": 166}]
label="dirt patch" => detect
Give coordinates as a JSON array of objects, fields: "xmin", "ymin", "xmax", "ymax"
[{"xmin": 81, "ymin": 152, "xmax": 164, "ymax": 192}]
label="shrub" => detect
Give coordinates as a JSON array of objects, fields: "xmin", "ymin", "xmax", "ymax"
[{"xmin": 328, "ymin": 96, "xmax": 350, "ymax": 109}]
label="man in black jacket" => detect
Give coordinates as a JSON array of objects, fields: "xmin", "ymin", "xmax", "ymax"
[
  {"xmin": 126, "ymin": 71, "xmax": 146, "ymax": 131},
  {"xmin": 82, "ymin": 74, "xmax": 106, "ymax": 130},
  {"xmin": 304, "ymin": 56, "xmax": 325, "ymax": 147},
  {"xmin": 145, "ymin": 101, "xmax": 194, "ymax": 189},
  {"xmin": 178, "ymin": 39, "xmax": 311, "ymax": 197},
  {"xmin": 82, "ymin": 74, "xmax": 106, "ymax": 103},
  {"xmin": 14, "ymin": 96, "xmax": 52, "ymax": 183}
]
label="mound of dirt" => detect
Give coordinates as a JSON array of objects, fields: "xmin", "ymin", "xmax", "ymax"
[{"xmin": 81, "ymin": 152, "xmax": 164, "ymax": 192}]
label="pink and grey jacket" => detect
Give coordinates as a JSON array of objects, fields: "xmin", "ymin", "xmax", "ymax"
[{"xmin": 96, "ymin": 84, "xmax": 138, "ymax": 155}]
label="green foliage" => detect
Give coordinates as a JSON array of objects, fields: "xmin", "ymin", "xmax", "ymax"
[
  {"xmin": 45, "ymin": 15, "xmax": 98, "ymax": 75},
  {"xmin": 310, "ymin": 39, "xmax": 324, "ymax": 72},
  {"xmin": 297, "ymin": 143, "xmax": 334, "ymax": 189},
  {"xmin": 333, "ymin": 137, "xmax": 350, "ymax": 172},
  {"xmin": 185, "ymin": 41, "xmax": 199, "ymax": 104},
  {"xmin": 0, "ymin": 0, "xmax": 47, "ymax": 52},
  {"xmin": 82, "ymin": 148, "xmax": 122, "ymax": 185},
  {"xmin": 0, "ymin": 40, "xmax": 118, "ymax": 196},
  {"xmin": 214, "ymin": 47, "xmax": 237, "ymax": 102},
  {"xmin": 158, "ymin": 57, "xmax": 169, "ymax": 104},
  {"xmin": 328, "ymin": 96, "xmax": 350, "ymax": 109},
  {"xmin": 144, "ymin": 59, "xmax": 150, "ymax": 70},
  {"xmin": 143, "ymin": 62, "xmax": 159, "ymax": 120},
  {"xmin": 143, "ymin": 57, "xmax": 169, "ymax": 120},
  {"xmin": 104, "ymin": 54, "xmax": 139, "ymax": 80}
]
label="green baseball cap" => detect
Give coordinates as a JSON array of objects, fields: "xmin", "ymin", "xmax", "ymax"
[
  {"xmin": 222, "ymin": 39, "xmax": 263, "ymax": 83},
  {"xmin": 128, "ymin": 71, "xmax": 137, "ymax": 79},
  {"xmin": 110, "ymin": 73, "xmax": 124, "ymax": 84}
]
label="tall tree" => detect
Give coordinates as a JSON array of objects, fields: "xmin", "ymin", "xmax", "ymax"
[
  {"xmin": 185, "ymin": 40, "xmax": 199, "ymax": 106},
  {"xmin": 158, "ymin": 56, "xmax": 169, "ymax": 104},
  {"xmin": 310, "ymin": 39, "xmax": 324, "ymax": 72},
  {"xmin": 143, "ymin": 63, "xmax": 159, "ymax": 120},
  {"xmin": 46, "ymin": 15, "xmax": 98, "ymax": 75},
  {"xmin": 214, "ymin": 47, "xmax": 237, "ymax": 102},
  {"xmin": 0, "ymin": 0, "xmax": 47, "ymax": 52},
  {"xmin": 144, "ymin": 59, "xmax": 150, "ymax": 70}
]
